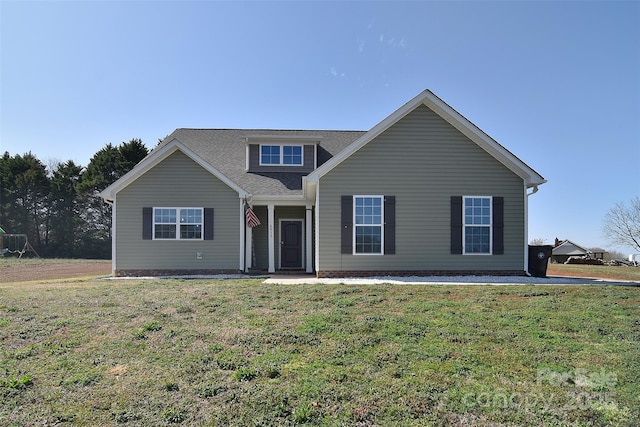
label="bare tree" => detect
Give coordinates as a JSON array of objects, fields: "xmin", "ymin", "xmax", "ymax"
[
  {"xmin": 603, "ymin": 197, "xmax": 640, "ymax": 252},
  {"xmin": 604, "ymin": 249, "xmax": 626, "ymax": 261},
  {"xmin": 529, "ymin": 238, "xmax": 548, "ymax": 245}
]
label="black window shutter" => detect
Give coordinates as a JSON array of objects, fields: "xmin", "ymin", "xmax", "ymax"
[
  {"xmin": 384, "ymin": 196, "xmax": 396, "ymax": 254},
  {"xmin": 204, "ymin": 208, "xmax": 214, "ymax": 240},
  {"xmin": 450, "ymin": 196, "xmax": 463, "ymax": 254},
  {"xmin": 492, "ymin": 197, "xmax": 504, "ymax": 255},
  {"xmin": 142, "ymin": 207, "xmax": 153, "ymax": 240},
  {"xmin": 341, "ymin": 196, "xmax": 353, "ymax": 254}
]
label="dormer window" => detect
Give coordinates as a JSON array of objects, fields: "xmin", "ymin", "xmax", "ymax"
[{"xmin": 260, "ymin": 145, "xmax": 303, "ymax": 166}]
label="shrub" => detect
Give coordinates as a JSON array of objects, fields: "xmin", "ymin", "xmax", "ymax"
[
  {"xmin": 143, "ymin": 321, "xmax": 162, "ymax": 332},
  {"xmin": 162, "ymin": 407, "xmax": 187, "ymax": 423},
  {"xmin": 233, "ymin": 367, "xmax": 257, "ymax": 382},
  {"xmin": 63, "ymin": 371, "xmax": 101, "ymax": 387},
  {"xmin": 113, "ymin": 410, "xmax": 141, "ymax": 423},
  {"xmin": 266, "ymin": 368, "xmax": 281, "ymax": 378},
  {"xmin": 176, "ymin": 305, "xmax": 194, "ymax": 314},
  {"xmin": 565, "ymin": 257, "xmax": 604, "ymax": 265},
  {"xmin": 0, "ymin": 374, "xmax": 32, "ymax": 389},
  {"xmin": 293, "ymin": 401, "xmax": 314, "ymax": 423},
  {"xmin": 216, "ymin": 350, "xmax": 246, "ymax": 370},
  {"xmin": 197, "ymin": 384, "xmax": 226, "ymax": 398},
  {"xmin": 162, "ymin": 382, "xmax": 179, "ymax": 392}
]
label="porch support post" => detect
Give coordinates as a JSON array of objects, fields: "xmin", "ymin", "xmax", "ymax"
[
  {"xmin": 314, "ymin": 185, "xmax": 320, "ymax": 274},
  {"xmin": 305, "ymin": 205, "xmax": 312, "ymax": 273},
  {"xmin": 240, "ymin": 200, "xmax": 246, "ymax": 272},
  {"xmin": 268, "ymin": 204, "xmax": 275, "ymax": 273},
  {"xmin": 110, "ymin": 199, "xmax": 116, "ymax": 275},
  {"xmin": 245, "ymin": 224, "xmax": 252, "ymax": 271}
]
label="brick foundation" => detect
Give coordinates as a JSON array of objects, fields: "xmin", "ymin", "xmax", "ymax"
[
  {"xmin": 114, "ymin": 269, "xmax": 242, "ymax": 277},
  {"xmin": 113, "ymin": 269, "xmax": 527, "ymax": 279},
  {"xmin": 316, "ymin": 270, "xmax": 527, "ymax": 278}
]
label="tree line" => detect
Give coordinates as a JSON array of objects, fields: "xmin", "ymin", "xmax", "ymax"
[{"xmin": 0, "ymin": 139, "xmax": 148, "ymax": 259}]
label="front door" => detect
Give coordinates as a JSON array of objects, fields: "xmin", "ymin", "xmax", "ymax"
[{"xmin": 280, "ymin": 220, "xmax": 302, "ymax": 269}]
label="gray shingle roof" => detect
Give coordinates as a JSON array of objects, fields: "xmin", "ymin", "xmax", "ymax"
[{"xmin": 157, "ymin": 129, "xmax": 365, "ymax": 196}]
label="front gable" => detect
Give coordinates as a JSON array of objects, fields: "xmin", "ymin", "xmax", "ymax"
[
  {"xmin": 113, "ymin": 150, "xmax": 243, "ymax": 272},
  {"xmin": 118, "ymin": 150, "xmax": 240, "ymax": 206},
  {"xmin": 312, "ymin": 92, "xmax": 543, "ymax": 275},
  {"xmin": 553, "ymin": 240, "xmax": 590, "ymax": 256},
  {"xmin": 323, "ymin": 105, "xmax": 521, "ymax": 189},
  {"xmin": 100, "ymin": 139, "xmax": 248, "ymax": 202},
  {"xmin": 305, "ymin": 89, "xmax": 546, "ymax": 191},
  {"xmin": 314, "ymin": 104, "xmax": 527, "ymax": 272}
]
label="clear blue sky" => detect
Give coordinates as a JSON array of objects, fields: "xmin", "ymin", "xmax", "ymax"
[{"xmin": 1, "ymin": 1, "xmax": 639, "ymax": 255}]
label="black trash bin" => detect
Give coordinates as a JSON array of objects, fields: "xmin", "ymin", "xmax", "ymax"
[{"xmin": 528, "ymin": 245, "xmax": 553, "ymax": 277}]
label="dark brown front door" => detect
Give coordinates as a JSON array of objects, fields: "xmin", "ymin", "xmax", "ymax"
[{"xmin": 281, "ymin": 220, "xmax": 302, "ymax": 268}]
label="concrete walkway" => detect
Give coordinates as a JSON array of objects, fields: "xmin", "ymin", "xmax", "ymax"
[
  {"xmin": 106, "ymin": 273, "xmax": 639, "ymax": 286},
  {"xmin": 263, "ymin": 274, "xmax": 640, "ymax": 286}
]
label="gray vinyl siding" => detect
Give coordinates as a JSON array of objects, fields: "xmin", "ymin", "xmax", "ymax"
[
  {"xmin": 115, "ymin": 151, "xmax": 240, "ymax": 270},
  {"xmin": 248, "ymin": 144, "xmax": 315, "ymax": 173},
  {"xmin": 318, "ymin": 105, "xmax": 525, "ymax": 272}
]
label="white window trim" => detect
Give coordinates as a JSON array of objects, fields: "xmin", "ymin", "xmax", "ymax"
[
  {"xmin": 352, "ymin": 195, "xmax": 385, "ymax": 256},
  {"xmin": 259, "ymin": 144, "xmax": 304, "ymax": 166},
  {"xmin": 462, "ymin": 196, "xmax": 492, "ymax": 255},
  {"xmin": 153, "ymin": 207, "xmax": 204, "ymax": 241}
]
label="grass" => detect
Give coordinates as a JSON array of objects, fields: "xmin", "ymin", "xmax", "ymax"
[
  {"xmin": 0, "ymin": 257, "xmax": 105, "ymax": 267},
  {"xmin": 547, "ymin": 263, "xmax": 640, "ymax": 282},
  {"xmin": 0, "ymin": 277, "xmax": 638, "ymax": 426}
]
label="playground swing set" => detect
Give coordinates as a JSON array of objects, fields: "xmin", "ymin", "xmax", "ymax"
[{"xmin": 0, "ymin": 227, "xmax": 40, "ymax": 259}]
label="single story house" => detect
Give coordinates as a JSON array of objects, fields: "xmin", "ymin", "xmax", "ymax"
[
  {"xmin": 551, "ymin": 239, "xmax": 602, "ymax": 263},
  {"xmin": 100, "ymin": 89, "xmax": 546, "ymax": 277}
]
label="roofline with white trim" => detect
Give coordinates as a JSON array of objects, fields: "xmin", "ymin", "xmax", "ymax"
[
  {"xmin": 99, "ymin": 139, "xmax": 250, "ymax": 201},
  {"xmin": 306, "ymin": 89, "xmax": 546, "ymax": 188}
]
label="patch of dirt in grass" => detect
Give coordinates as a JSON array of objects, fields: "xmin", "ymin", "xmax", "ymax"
[
  {"xmin": 0, "ymin": 260, "xmax": 111, "ymax": 283},
  {"xmin": 107, "ymin": 365, "xmax": 128, "ymax": 376}
]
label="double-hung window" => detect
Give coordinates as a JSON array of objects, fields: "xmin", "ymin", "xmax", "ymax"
[
  {"xmin": 354, "ymin": 196, "xmax": 384, "ymax": 254},
  {"xmin": 463, "ymin": 196, "xmax": 492, "ymax": 254},
  {"xmin": 153, "ymin": 208, "xmax": 203, "ymax": 240},
  {"xmin": 260, "ymin": 145, "xmax": 303, "ymax": 166}
]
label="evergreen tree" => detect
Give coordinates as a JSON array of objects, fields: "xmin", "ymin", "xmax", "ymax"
[
  {"xmin": 0, "ymin": 139, "xmax": 148, "ymax": 259},
  {"xmin": 77, "ymin": 140, "xmax": 148, "ymax": 258},
  {"xmin": 48, "ymin": 161, "xmax": 83, "ymax": 257},
  {"xmin": 0, "ymin": 152, "xmax": 50, "ymax": 252}
]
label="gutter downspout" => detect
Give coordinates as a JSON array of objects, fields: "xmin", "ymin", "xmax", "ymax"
[{"xmin": 524, "ymin": 185, "xmax": 540, "ymax": 276}]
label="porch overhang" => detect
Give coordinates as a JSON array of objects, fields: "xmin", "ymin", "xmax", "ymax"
[
  {"xmin": 241, "ymin": 196, "xmax": 314, "ymax": 274},
  {"xmin": 249, "ymin": 195, "xmax": 310, "ymax": 206}
]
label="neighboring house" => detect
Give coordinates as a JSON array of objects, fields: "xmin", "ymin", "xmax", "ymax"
[
  {"xmin": 100, "ymin": 89, "xmax": 546, "ymax": 277},
  {"xmin": 551, "ymin": 239, "xmax": 602, "ymax": 263}
]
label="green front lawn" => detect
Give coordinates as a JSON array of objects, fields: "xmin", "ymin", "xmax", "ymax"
[{"xmin": 1, "ymin": 278, "xmax": 638, "ymax": 426}]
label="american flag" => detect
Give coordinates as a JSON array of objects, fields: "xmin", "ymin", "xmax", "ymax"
[{"xmin": 246, "ymin": 207, "xmax": 261, "ymax": 228}]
